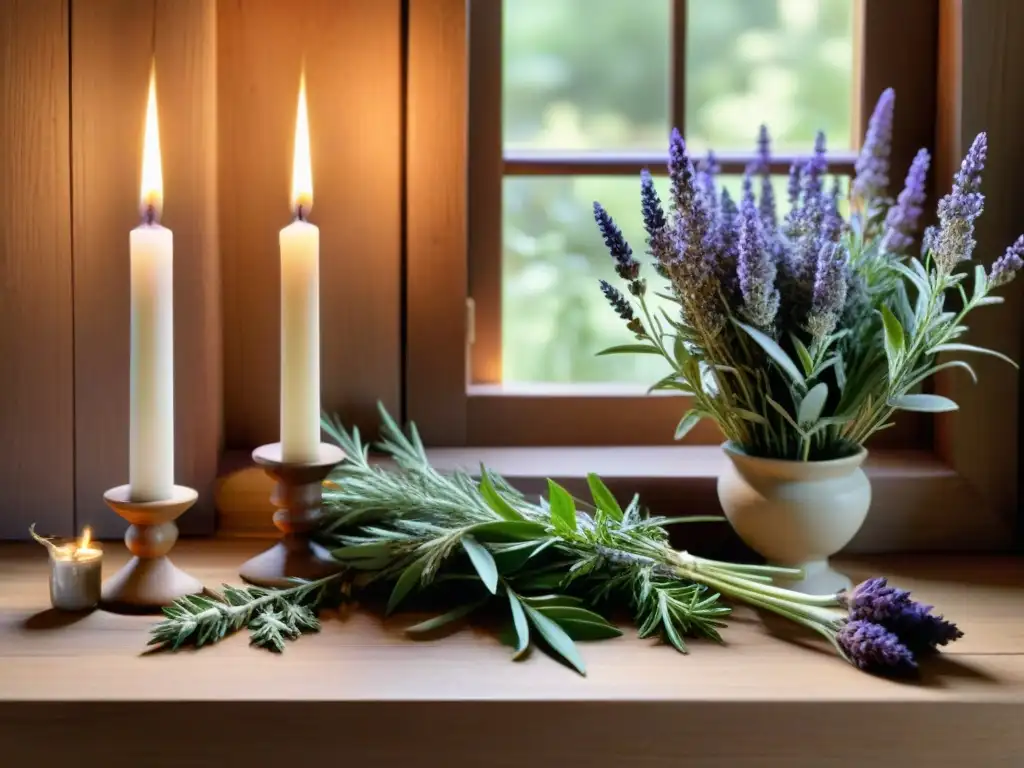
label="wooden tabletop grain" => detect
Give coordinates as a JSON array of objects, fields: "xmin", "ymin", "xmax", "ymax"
[{"xmin": 1, "ymin": 539, "xmax": 1022, "ymax": 766}]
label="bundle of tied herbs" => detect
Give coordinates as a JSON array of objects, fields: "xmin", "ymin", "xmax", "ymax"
[
  {"xmin": 151, "ymin": 406, "xmax": 961, "ymax": 677},
  {"xmin": 595, "ymin": 88, "xmax": 1021, "ymax": 460}
]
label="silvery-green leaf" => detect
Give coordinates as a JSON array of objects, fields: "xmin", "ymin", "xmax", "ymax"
[
  {"xmin": 909, "ymin": 256, "xmax": 929, "ymax": 283},
  {"xmin": 766, "ymin": 396, "xmax": 804, "ymax": 434},
  {"xmin": 523, "ymin": 603, "xmax": 586, "ymax": 674},
  {"xmin": 880, "ymin": 305, "xmax": 905, "ymax": 374},
  {"xmin": 461, "ymin": 535, "xmax": 498, "ymax": 594},
  {"xmin": 735, "ymin": 321, "xmax": 805, "ymax": 387},
  {"xmin": 674, "ymin": 410, "xmax": 702, "ymax": 440},
  {"xmin": 931, "ymin": 343, "xmax": 1019, "ymax": 368},
  {"xmin": 890, "ymin": 261, "xmax": 929, "ymax": 294},
  {"xmin": 910, "ymin": 360, "xmax": 978, "ymax": 386},
  {"xmin": 895, "ymin": 282, "xmax": 915, "ymax": 334},
  {"xmin": 973, "ymin": 264, "xmax": 988, "ymax": 303},
  {"xmin": 887, "ymin": 393, "xmax": 959, "ymax": 412},
  {"xmin": 975, "ymin": 295, "xmax": 1004, "ymax": 306},
  {"xmin": 556, "ymin": 619, "xmax": 624, "ymax": 641},
  {"xmin": 673, "ymin": 334, "xmax": 690, "ymax": 364},
  {"xmin": 507, "ymin": 591, "xmax": 530, "ymax": 658},
  {"xmin": 797, "ymin": 382, "xmax": 829, "ymax": 427}
]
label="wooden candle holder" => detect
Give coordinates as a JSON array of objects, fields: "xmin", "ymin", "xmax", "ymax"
[
  {"xmin": 238, "ymin": 442, "xmax": 345, "ymax": 588},
  {"xmin": 100, "ymin": 484, "xmax": 204, "ymax": 612}
]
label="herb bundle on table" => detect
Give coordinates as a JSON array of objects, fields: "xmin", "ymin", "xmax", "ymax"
[
  {"xmin": 594, "ymin": 88, "xmax": 1021, "ymax": 461},
  {"xmin": 151, "ymin": 406, "xmax": 961, "ymax": 677}
]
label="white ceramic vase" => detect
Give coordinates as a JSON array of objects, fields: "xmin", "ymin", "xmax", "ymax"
[{"xmin": 716, "ymin": 441, "xmax": 871, "ymax": 595}]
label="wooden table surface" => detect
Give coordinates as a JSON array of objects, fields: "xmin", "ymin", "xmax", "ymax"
[{"xmin": 2, "ymin": 539, "xmax": 1023, "ymax": 766}]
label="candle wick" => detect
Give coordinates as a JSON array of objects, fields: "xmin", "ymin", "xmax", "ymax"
[
  {"xmin": 294, "ymin": 205, "xmax": 308, "ymax": 223},
  {"xmin": 141, "ymin": 203, "xmax": 159, "ymax": 226}
]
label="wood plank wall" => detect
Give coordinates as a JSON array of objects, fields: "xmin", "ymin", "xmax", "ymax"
[
  {"xmin": 0, "ymin": 0, "xmax": 74, "ymax": 538},
  {"xmin": 218, "ymin": 0, "xmax": 402, "ymax": 451}
]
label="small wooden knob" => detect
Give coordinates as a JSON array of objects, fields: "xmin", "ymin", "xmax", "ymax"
[{"xmin": 125, "ymin": 521, "xmax": 178, "ymax": 558}]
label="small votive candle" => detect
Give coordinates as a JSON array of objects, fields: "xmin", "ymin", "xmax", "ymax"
[{"xmin": 37, "ymin": 526, "xmax": 103, "ymax": 611}]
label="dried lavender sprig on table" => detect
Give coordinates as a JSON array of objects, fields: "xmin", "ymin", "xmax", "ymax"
[{"xmin": 149, "ymin": 406, "xmax": 963, "ymax": 677}]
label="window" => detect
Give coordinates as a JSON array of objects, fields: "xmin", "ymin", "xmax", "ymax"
[{"xmin": 408, "ymin": 0, "xmax": 939, "ymax": 447}]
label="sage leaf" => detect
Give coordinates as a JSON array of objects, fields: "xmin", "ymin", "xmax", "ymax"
[
  {"xmin": 479, "ymin": 471, "xmax": 525, "ymax": 521},
  {"xmin": 834, "ymin": 353, "xmax": 847, "ymax": 392},
  {"xmin": 546, "ymin": 480, "xmax": 578, "ymax": 532},
  {"xmin": 507, "ymin": 591, "xmax": 530, "ymax": 658},
  {"xmin": 596, "ymin": 343, "xmax": 663, "ymax": 356},
  {"xmin": 887, "ymin": 393, "xmax": 959, "ymax": 412},
  {"xmin": 521, "ymin": 594, "xmax": 584, "ymax": 607},
  {"xmin": 972, "ymin": 264, "xmax": 988, "ymax": 303},
  {"xmin": 931, "ymin": 343, "xmax": 1019, "ymax": 368},
  {"xmin": 405, "ymin": 600, "xmax": 485, "ymax": 635},
  {"xmin": 797, "ymin": 382, "xmax": 829, "ymax": 427},
  {"xmin": 523, "ymin": 603, "xmax": 587, "ymax": 674},
  {"xmin": 461, "ymin": 535, "xmax": 499, "ymax": 594},
  {"xmin": 586, "ymin": 473, "xmax": 623, "ymax": 521},
  {"xmin": 557, "ymin": 619, "xmax": 624, "ymax": 641},
  {"xmin": 735, "ymin": 321, "xmax": 805, "ymax": 386},
  {"xmin": 534, "ymin": 605, "xmax": 614, "ymax": 625},
  {"xmin": 386, "ymin": 557, "xmax": 427, "ymax": 615},
  {"xmin": 469, "ymin": 520, "xmax": 548, "ymax": 541},
  {"xmin": 674, "ymin": 410, "xmax": 702, "ymax": 440},
  {"xmin": 880, "ymin": 304, "xmax": 905, "ymax": 374}
]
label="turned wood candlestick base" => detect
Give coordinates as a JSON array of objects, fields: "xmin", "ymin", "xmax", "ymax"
[
  {"xmin": 238, "ymin": 442, "xmax": 345, "ymax": 588},
  {"xmin": 100, "ymin": 484, "xmax": 204, "ymax": 612}
]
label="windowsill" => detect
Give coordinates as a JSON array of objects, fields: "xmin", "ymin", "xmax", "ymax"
[
  {"xmin": 215, "ymin": 445, "xmax": 977, "ymax": 553},
  {"xmin": 0, "ymin": 539, "xmax": 1021, "ymax": 764}
]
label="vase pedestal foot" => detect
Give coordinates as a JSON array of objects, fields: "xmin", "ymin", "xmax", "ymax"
[{"xmin": 774, "ymin": 559, "xmax": 851, "ymax": 594}]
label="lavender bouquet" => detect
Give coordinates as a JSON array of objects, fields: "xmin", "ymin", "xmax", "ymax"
[{"xmin": 596, "ymin": 89, "xmax": 1021, "ymax": 460}]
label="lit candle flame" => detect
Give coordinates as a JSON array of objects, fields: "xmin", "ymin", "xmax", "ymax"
[
  {"xmin": 290, "ymin": 73, "xmax": 313, "ymax": 219},
  {"xmin": 139, "ymin": 64, "xmax": 164, "ymax": 223},
  {"xmin": 79, "ymin": 526, "xmax": 92, "ymax": 551}
]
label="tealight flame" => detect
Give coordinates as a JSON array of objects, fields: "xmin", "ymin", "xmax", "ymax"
[
  {"xmin": 290, "ymin": 73, "xmax": 313, "ymax": 219},
  {"xmin": 79, "ymin": 526, "xmax": 92, "ymax": 551},
  {"xmin": 139, "ymin": 64, "xmax": 164, "ymax": 223}
]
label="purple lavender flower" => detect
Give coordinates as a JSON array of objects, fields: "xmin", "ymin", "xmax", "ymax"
[
  {"xmin": 852, "ymin": 88, "xmax": 895, "ymax": 205},
  {"xmin": 988, "ymin": 235, "xmax": 1024, "ymax": 288},
  {"xmin": 881, "ymin": 148, "xmax": 930, "ymax": 254},
  {"xmin": 640, "ymin": 170, "xmax": 674, "ymax": 270},
  {"xmin": 821, "ymin": 178, "xmax": 844, "ymax": 243},
  {"xmin": 737, "ymin": 177, "xmax": 779, "ymax": 329},
  {"xmin": 787, "ymin": 163, "xmax": 802, "ymax": 207},
  {"xmin": 593, "ymin": 202, "xmax": 640, "ymax": 282},
  {"xmin": 803, "ymin": 131, "xmax": 829, "ymax": 206},
  {"xmin": 719, "ymin": 187, "xmax": 739, "ymax": 248},
  {"xmin": 837, "ymin": 620, "xmax": 917, "ymax": 675},
  {"xmin": 759, "ymin": 176, "xmax": 777, "ymax": 231},
  {"xmin": 668, "ymin": 128, "xmax": 696, "ymax": 214},
  {"xmin": 599, "ymin": 279, "xmax": 634, "ymax": 321},
  {"xmin": 806, "ymin": 242, "xmax": 849, "ymax": 340},
  {"xmin": 754, "ymin": 124, "xmax": 771, "ymax": 176},
  {"xmin": 840, "ymin": 578, "xmax": 964, "ymax": 655},
  {"xmin": 935, "ymin": 133, "xmax": 987, "ymax": 273}
]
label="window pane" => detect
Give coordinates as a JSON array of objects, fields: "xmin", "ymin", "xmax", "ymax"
[
  {"xmin": 501, "ymin": 174, "xmax": 848, "ymax": 384},
  {"xmin": 685, "ymin": 0, "xmax": 856, "ymax": 152},
  {"xmin": 503, "ymin": 0, "xmax": 671, "ymax": 151},
  {"xmin": 502, "ymin": 176, "xmax": 675, "ymax": 384}
]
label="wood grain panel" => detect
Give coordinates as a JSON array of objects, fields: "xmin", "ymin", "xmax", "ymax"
[
  {"xmin": 218, "ymin": 0, "xmax": 402, "ymax": 451},
  {"xmin": 0, "ymin": 0, "xmax": 73, "ymax": 538},
  {"xmin": 71, "ymin": 0, "xmax": 219, "ymax": 537},
  {"xmin": 406, "ymin": 0, "xmax": 470, "ymax": 444},
  {"xmin": 935, "ymin": 0, "xmax": 1024, "ymax": 547}
]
